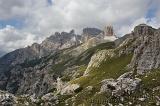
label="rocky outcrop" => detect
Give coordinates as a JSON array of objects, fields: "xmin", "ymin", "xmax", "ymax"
[
  {"xmin": 60, "ymin": 84, "xmax": 81, "ymax": 95},
  {"xmin": 82, "ymin": 26, "xmax": 117, "ymax": 43},
  {"xmin": 56, "ymin": 77, "xmax": 65, "ymax": 92},
  {"xmin": 0, "ymin": 45, "xmax": 49, "ymax": 92},
  {"xmin": 103, "ymin": 26, "xmax": 117, "ymax": 41},
  {"xmin": 130, "ymin": 24, "xmax": 160, "ymax": 74},
  {"xmin": 100, "ymin": 72, "xmax": 141, "ymax": 96},
  {"xmin": 5, "ymin": 64, "xmax": 57, "ymax": 97},
  {"xmin": 133, "ymin": 24, "xmax": 155, "ymax": 36},
  {"xmin": 104, "ymin": 26, "xmax": 114, "ymax": 36},
  {"xmin": 0, "ymin": 90, "xmax": 17, "ymax": 106},
  {"xmin": 40, "ymin": 94, "xmax": 59, "ymax": 106}
]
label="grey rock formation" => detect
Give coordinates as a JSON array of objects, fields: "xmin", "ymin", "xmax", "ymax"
[
  {"xmin": 100, "ymin": 72, "xmax": 141, "ymax": 96},
  {"xmin": 60, "ymin": 84, "xmax": 80, "ymax": 95},
  {"xmin": 82, "ymin": 26, "xmax": 117, "ymax": 43},
  {"xmin": 0, "ymin": 90, "xmax": 17, "ymax": 106},
  {"xmin": 130, "ymin": 24, "xmax": 160, "ymax": 74},
  {"xmin": 41, "ymin": 30, "xmax": 81, "ymax": 50},
  {"xmin": 104, "ymin": 26, "xmax": 114, "ymax": 36},
  {"xmin": 81, "ymin": 28, "xmax": 102, "ymax": 42},
  {"xmin": 0, "ymin": 30, "xmax": 82, "ymax": 95}
]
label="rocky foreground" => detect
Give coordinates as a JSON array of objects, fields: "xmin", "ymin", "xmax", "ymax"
[{"xmin": 0, "ymin": 24, "xmax": 160, "ymax": 106}]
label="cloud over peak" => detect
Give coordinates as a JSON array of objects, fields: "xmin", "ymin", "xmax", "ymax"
[{"xmin": 0, "ymin": 0, "xmax": 160, "ymax": 56}]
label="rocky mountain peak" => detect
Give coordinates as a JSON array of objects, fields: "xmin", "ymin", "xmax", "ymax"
[
  {"xmin": 133, "ymin": 24, "xmax": 155, "ymax": 36},
  {"xmin": 81, "ymin": 28, "xmax": 102, "ymax": 43},
  {"xmin": 41, "ymin": 30, "xmax": 81, "ymax": 51},
  {"xmin": 104, "ymin": 25, "xmax": 114, "ymax": 36},
  {"xmin": 70, "ymin": 29, "xmax": 75, "ymax": 34},
  {"xmin": 127, "ymin": 24, "xmax": 160, "ymax": 74},
  {"xmin": 102, "ymin": 25, "xmax": 117, "ymax": 41},
  {"xmin": 82, "ymin": 28, "xmax": 102, "ymax": 36}
]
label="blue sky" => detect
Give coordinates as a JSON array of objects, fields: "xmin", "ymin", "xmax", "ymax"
[
  {"xmin": 0, "ymin": 0, "xmax": 53, "ymax": 29},
  {"xmin": 0, "ymin": 0, "xmax": 160, "ymax": 57},
  {"xmin": 0, "ymin": 18, "xmax": 25, "ymax": 29},
  {"xmin": 47, "ymin": 0, "xmax": 53, "ymax": 5}
]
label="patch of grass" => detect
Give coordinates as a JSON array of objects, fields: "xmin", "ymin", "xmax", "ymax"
[
  {"xmin": 141, "ymin": 69, "xmax": 160, "ymax": 89},
  {"xmin": 20, "ymin": 58, "xmax": 42, "ymax": 68},
  {"xmin": 88, "ymin": 54, "xmax": 133, "ymax": 84},
  {"xmin": 71, "ymin": 54, "xmax": 133, "ymax": 88},
  {"xmin": 72, "ymin": 65, "xmax": 87, "ymax": 79}
]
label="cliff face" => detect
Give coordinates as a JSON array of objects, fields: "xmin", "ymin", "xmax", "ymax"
[{"xmin": 129, "ymin": 24, "xmax": 160, "ymax": 74}]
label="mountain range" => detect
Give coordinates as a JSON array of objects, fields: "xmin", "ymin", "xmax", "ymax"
[{"xmin": 0, "ymin": 24, "xmax": 160, "ymax": 106}]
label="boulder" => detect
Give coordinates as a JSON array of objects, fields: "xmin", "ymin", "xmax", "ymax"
[
  {"xmin": 100, "ymin": 72, "xmax": 141, "ymax": 96},
  {"xmin": 41, "ymin": 93, "xmax": 57, "ymax": 101},
  {"xmin": 61, "ymin": 84, "xmax": 81, "ymax": 95},
  {"xmin": 0, "ymin": 90, "xmax": 17, "ymax": 106}
]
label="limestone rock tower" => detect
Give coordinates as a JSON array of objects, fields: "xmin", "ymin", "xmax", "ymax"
[
  {"xmin": 103, "ymin": 25, "xmax": 117, "ymax": 41},
  {"xmin": 104, "ymin": 26, "xmax": 114, "ymax": 36}
]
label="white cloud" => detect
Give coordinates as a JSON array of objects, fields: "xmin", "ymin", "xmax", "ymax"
[
  {"xmin": 0, "ymin": 0, "xmax": 160, "ymax": 55},
  {"xmin": 24, "ymin": 0, "xmax": 156, "ymax": 36},
  {"xmin": 0, "ymin": 25, "xmax": 38, "ymax": 55}
]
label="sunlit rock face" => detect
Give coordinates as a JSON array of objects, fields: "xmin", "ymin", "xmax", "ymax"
[
  {"xmin": 104, "ymin": 26, "xmax": 114, "ymax": 36},
  {"xmin": 129, "ymin": 24, "xmax": 160, "ymax": 74},
  {"xmin": 103, "ymin": 26, "xmax": 117, "ymax": 41},
  {"xmin": 41, "ymin": 30, "xmax": 81, "ymax": 51},
  {"xmin": 81, "ymin": 26, "xmax": 117, "ymax": 43},
  {"xmin": 100, "ymin": 72, "xmax": 141, "ymax": 96}
]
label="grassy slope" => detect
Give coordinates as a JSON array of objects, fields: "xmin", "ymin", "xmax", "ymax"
[
  {"xmin": 50, "ymin": 42, "xmax": 115, "ymax": 75},
  {"xmin": 88, "ymin": 69, "xmax": 160, "ymax": 106},
  {"xmin": 67, "ymin": 53, "xmax": 133, "ymax": 105},
  {"xmin": 71, "ymin": 54, "xmax": 133, "ymax": 87}
]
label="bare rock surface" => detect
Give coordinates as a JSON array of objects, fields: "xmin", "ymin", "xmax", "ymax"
[
  {"xmin": 130, "ymin": 24, "xmax": 160, "ymax": 74},
  {"xmin": 61, "ymin": 84, "xmax": 80, "ymax": 95},
  {"xmin": 100, "ymin": 72, "xmax": 141, "ymax": 96},
  {"xmin": 0, "ymin": 90, "xmax": 17, "ymax": 106}
]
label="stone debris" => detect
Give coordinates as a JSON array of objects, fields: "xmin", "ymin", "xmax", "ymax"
[
  {"xmin": 138, "ymin": 98, "xmax": 146, "ymax": 102},
  {"xmin": 100, "ymin": 72, "xmax": 141, "ymax": 96},
  {"xmin": 0, "ymin": 90, "xmax": 17, "ymax": 106},
  {"xmin": 61, "ymin": 84, "xmax": 80, "ymax": 95}
]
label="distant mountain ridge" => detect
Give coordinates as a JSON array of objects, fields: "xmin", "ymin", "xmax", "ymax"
[{"xmin": 0, "ymin": 26, "xmax": 116, "ymax": 66}]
